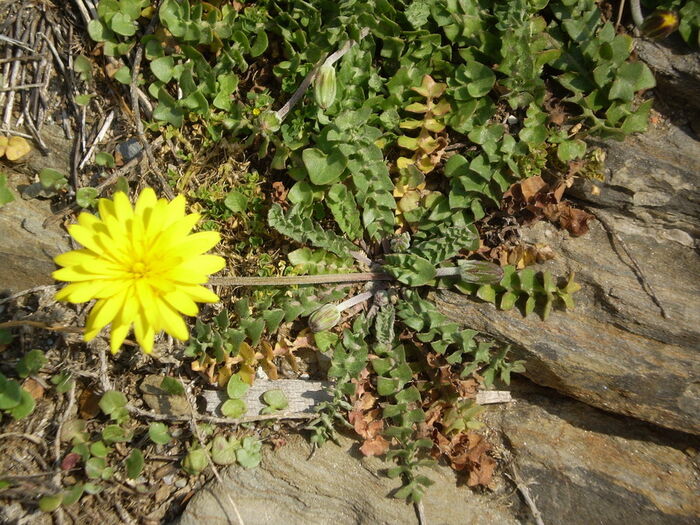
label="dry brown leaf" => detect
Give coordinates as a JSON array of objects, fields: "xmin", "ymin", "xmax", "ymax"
[
  {"xmin": 5, "ymin": 136, "xmax": 31, "ymax": 161},
  {"xmin": 359, "ymin": 435, "xmax": 390, "ymax": 456},
  {"xmin": 78, "ymin": 387, "xmax": 101, "ymax": 419},
  {"xmin": 22, "ymin": 378, "xmax": 44, "ymax": 400}
]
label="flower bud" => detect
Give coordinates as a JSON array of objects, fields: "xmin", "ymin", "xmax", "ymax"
[
  {"xmin": 308, "ymin": 303, "xmax": 341, "ymax": 333},
  {"xmin": 314, "ymin": 64, "xmax": 337, "ymax": 110},
  {"xmin": 639, "ymin": 10, "xmax": 679, "ymax": 40},
  {"xmin": 458, "ymin": 260, "xmax": 504, "ymax": 285}
]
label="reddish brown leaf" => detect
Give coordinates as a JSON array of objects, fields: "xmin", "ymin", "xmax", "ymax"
[
  {"xmin": 557, "ymin": 205, "xmax": 593, "ymax": 237},
  {"xmin": 359, "ymin": 435, "xmax": 390, "ymax": 456},
  {"xmin": 78, "ymin": 388, "xmax": 101, "ymax": 419},
  {"xmin": 61, "ymin": 452, "xmax": 81, "ymax": 471}
]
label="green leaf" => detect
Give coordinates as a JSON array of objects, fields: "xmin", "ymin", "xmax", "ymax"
[
  {"xmin": 224, "ymin": 190, "xmax": 248, "ymax": 214},
  {"xmin": 95, "ymin": 152, "xmax": 115, "ymax": 167},
  {"xmin": 87, "ymin": 19, "xmax": 114, "ymax": 42},
  {"xmin": 125, "ymin": 449, "xmax": 144, "ymax": 479},
  {"xmin": 102, "ymin": 424, "xmax": 132, "ymax": 443},
  {"xmin": 608, "ymin": 62, "xmax": 656, "ymax": 102},
  {"xmin": 153, "ymin": 87, "xmax": 184, "ymax": 127},
  {"xmin": 160, "ymin": 376, "xmax": 185, "ymax": 396},
  {"xmin": 62, "ymin": 484, "xmax": 84, "ymax": 506},
  {"xmin": 262, "ymin": 389, "xmax": 288, "ymax": 411},
  {"xmin": 302, "ymin": 148, "xmax": 347, "ymax": 186},
  {"xmin": 476, "ymin": 284, "xmax": 497, "ymax": 304},
  {"xmin": 0, "ymin": 174, "xmax": 15, "ymax": 207},
  {"xmin": 90, "ymin": 441, "xmax": 111, "ymax": 458},
  {"xmin": 150, "ymin": 56, "xmax": 174, "ymax": 83},
  {"xmin": 221, "ymin": 399, "xmax": 246, "ymax": 418},
  {"xmin": 39, "ymin": 493, "xmax": 64, "ymax": 512},
  {"xmin": 211, "ymin": 435, "xmax": 239, "ymax": 465},
  {"xmin": 250, "ymin": 30, "xmax": 268, "ymax": 57},
  {"xmin": 326, "ymin": 183, "xmax": 362, "ymax": 240},
  {"xmin": 17, "ymin": 349, "xmax": 46, "ymax": 378},
  {"xmin": 39, "ymin": 169, "xmax": 67, "ymax": 190},
  {"xmin": 113, "ymin": 65, "xmax": 132, "ymax": 85},
  {"xmin": 51, "ymin": 371, "xmax": 74, "ymax": 394},
  {"xmin": 313, "ymin": 331, "xmax": 338, "ymax": 352},
  {"xmin": 109, "ymin": 12, "xmax": 137, "ymax": 36},
  {"xmin": 0, "ymin": 374, "xmax": 22, "ymax": 410},
  {"xmin": 148, "ymin": 422, "xmax": 172, "ymax": 445},
  {"xmin": 462, "ymin": 61, "xmax": 496, "ymax": 97},
  {"xmin": 0, "ymin": 328, "xmax": 12, "ymax": 345},
  {"xmin": 226, "ymin": 374, "xmax": 250, "ymax": 399},
  {"xmin": 9, "ymin": 388, "xmax": 35, "ymax": 419},
  {"xmin": 557, "ymin": 139, "xmax": 586, "ymax": 162},
  {"xmin": 73, "ymin": 54, "xmax": 93, "ymax": 81},
  {"xmin": 182, "ymin": 448, "xmax": 209, "ymax": 476},
  {"xmin": 236, "ymin": 437, "xmax": 262, "ymax": 468},
  {"xmin": 383, "ymin": 254, "xmax": 436, "ymax": 286},
  {"xmin": 99, "ymin": 391, "xmax": 127, "ymax": 415},
  {"xmin": 85, "ymin": 457, "xmax": 107, "ymax": 479},
  {"xmin": 76, "ymin": 187, "xmax": 99, "ymax": 208}
]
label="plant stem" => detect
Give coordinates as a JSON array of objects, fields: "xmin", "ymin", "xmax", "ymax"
[
  {"xmin": 630, "ymin": 0, "xmax": 644, "ymax": 27},
  {"xmin": 209, "ymin": 266, "xmax": 462, "ymax": 287}
]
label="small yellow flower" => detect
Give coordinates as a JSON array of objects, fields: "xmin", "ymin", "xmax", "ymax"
[{"xmin": 53, "ymin": 188, "xmax": 225, "ymax": 354}]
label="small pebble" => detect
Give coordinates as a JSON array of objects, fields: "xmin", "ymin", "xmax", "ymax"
[
  {"xmin": 162, "ymin": 474, "xmax": 174, "ymax": 485},
  {"xmin": 174, "ymin": 478, "xmax": 187, "ymax": 489}
]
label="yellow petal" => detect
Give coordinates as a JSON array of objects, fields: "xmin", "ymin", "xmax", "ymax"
[
  {"xmin": 55, "ymin": 281, "xmax": 104, "ymax": 303},
  {"xmin": 157, "ymin": 299, "xmax": 189, "ymax": 340},
  {"xmin": 54, "ymin": 249, "xmax": 102, "ymax": 269},
  {"xmin": 176, "ymin": 254, "xmax": 225, "ymax": 276},
  {"xmin": 91, "ymin": 291, "xmax": 126, "ymax": 331},
  {"xmin": 68, "ymin": 224, "xmax": 104, "ymax": 255},
  {"xmin": 112, "ymin": 191, "xmax": 134, "ymax": 222},
  {"xmin": 162, "ymin": 267, "xmax": 208, "ymax": 284},
  {"xmin": 135, "ymin": 187, "xmax": 157, "ymax": 215},
  {"xmin": 133, "ymin": 312, "xmax": 155, "ymax": 353},
  {"xmin": 179, "ymin": 284, "xmax": 220, "ymax": 303},
  {"xmin": 162, "ymin": 289, "xmax": 199, "ymax": 316},
  {"xmin": 84, "ymin": 300, "xmax": 107, "ymax": 340},
  {"xmin": 174, "ymin": 231, "xmax": 221, "ymax": 256},
  {"xmin": 163, "ymin": 194, "xmax": 187, "ymax": 228},
  {"xmin": 110, "ymin": 323, "xmax": 130, "ymax": 354}
]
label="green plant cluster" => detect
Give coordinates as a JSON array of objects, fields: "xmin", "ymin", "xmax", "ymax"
[
  {"xmin": 454, "ymin": 265, "xmax": 581, "ymax": 320},
  {"xmin": 80, "ymin": 0, "xmax": 660, "ymax": 502}
]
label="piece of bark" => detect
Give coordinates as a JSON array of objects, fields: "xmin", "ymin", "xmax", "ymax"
[{"xmin": 202, "ymin": 380, "xmax": 513, "ymax": 418}]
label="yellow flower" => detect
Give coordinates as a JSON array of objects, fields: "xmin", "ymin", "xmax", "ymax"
[{"xmin": 53, "ymin": 188, "xmax": 225, "ymax": 354}]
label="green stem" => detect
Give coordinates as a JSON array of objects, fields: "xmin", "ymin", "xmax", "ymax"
[
  {"xmin": 630, "ymin": 0, "xmax": 644, "ymax": 27},
  {"xmin": 208, "ymin": 267, "xmax": 461, "ymax": 287}
]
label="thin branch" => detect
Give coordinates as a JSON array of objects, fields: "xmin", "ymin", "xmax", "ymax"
[
  {"xmin": 0, "ymin": 320, "xmax": 83, "ymax": 334},
  {"xmin": 0, "ymin": 284, "xmax": 59, "ymax": 305},
  {"xmin": 78, "ymin": 110, "xmax": 115, "ymax": 170},
  {"xmin": 508, "ymin": 463, "xmax": 545, "ymax": 525},
  {"xmin": 125, "ymin": 404, "xmax": 315, "ymax": 425}
]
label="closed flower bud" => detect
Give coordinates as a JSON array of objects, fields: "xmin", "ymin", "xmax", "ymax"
[
  {"xmin": 308, "ymin": 303, "xmax": 341, "ymax": 333},
  {"xmin": 458, "ymin": 260, "xmax": 504, "ymax": 285},
  {"xmin": 314, "ymin": 64, "xmax": 337, "ymax": 110},
  {"xmin": 640, "ymin": 10, "xmax": 679, "ymax": 40}
]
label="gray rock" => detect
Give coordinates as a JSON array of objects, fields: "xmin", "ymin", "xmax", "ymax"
[
  {"xmin": 435, "ymin": 120, "xmax": 700, "ymax": 435},
  {"xmin": 0, "ymin": 175, "xmax": 70, "ymax": 294},
  {"xmin": 490, "ymin": 381, "xmax": 700, "ymax": 525},
  {"xmin": 635, "ymin": 37, "xmax": 700, "ymax": 112},
  {"xmin": 177, "ymin": 432, "xmax": 519, "ymax": 525}
]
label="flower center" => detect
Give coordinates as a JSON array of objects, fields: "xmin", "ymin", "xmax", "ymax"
[{"xmin": 131, "ymin": 261, "xmax": 147, "ymax": 278}]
